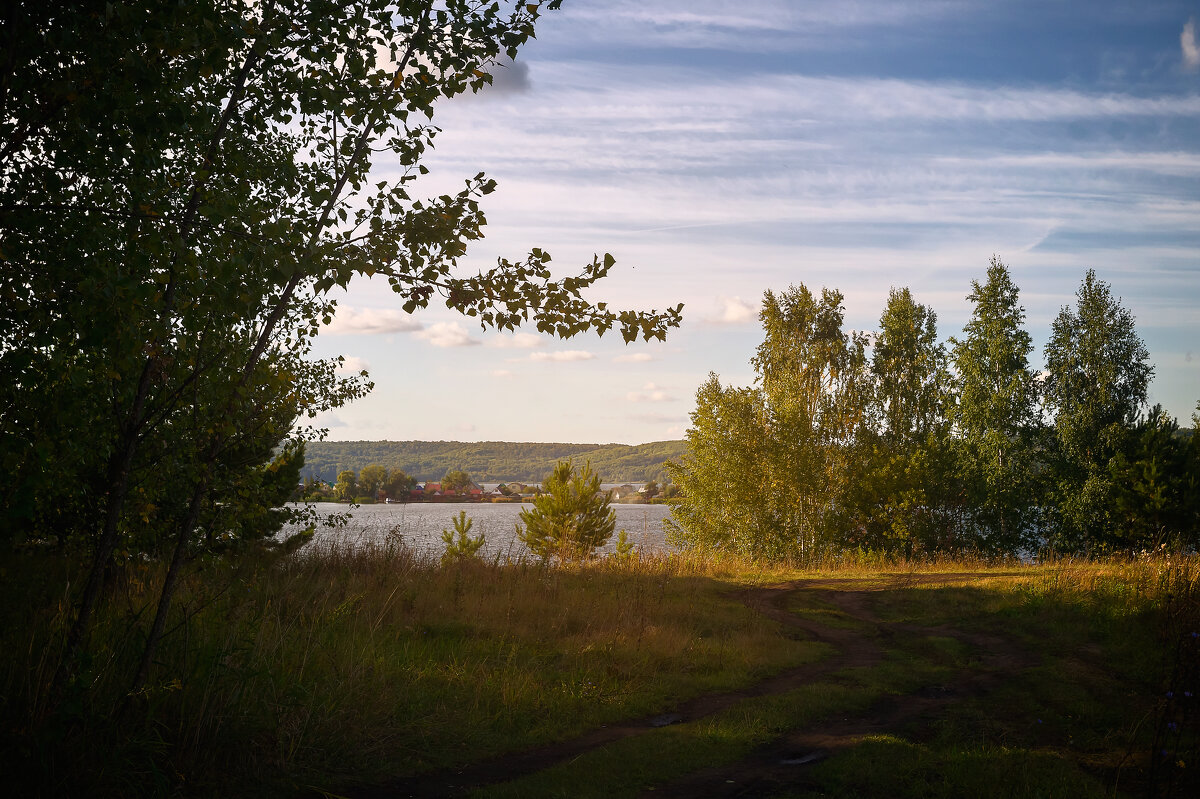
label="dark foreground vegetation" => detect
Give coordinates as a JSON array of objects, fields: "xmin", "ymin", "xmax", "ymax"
[{"xmin": 2, "ymin": 546, "xmax": 1196, "ymax": 797}]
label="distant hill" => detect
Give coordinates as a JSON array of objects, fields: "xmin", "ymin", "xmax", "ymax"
[{"xmin": 299, "ymin": 440, "xmax": 689, "ymax": 484}]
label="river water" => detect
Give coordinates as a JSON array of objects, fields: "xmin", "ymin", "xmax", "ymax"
[{"xmin": 287, "ymin": 501, "xmax": 674, "ymax": 559}]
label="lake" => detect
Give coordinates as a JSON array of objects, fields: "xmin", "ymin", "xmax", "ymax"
[{"xmin": 287, "ymin": 501, "xmax": 675, "ymax": 559}]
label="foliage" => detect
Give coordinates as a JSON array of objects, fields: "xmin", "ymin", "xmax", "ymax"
[
  {"xmin": 358, "ymin": 464, "xmax": 388, "ymax": 499},
  {"xmin": 298, "ymin": 439, "xmax": 688, "ymax": 483},
  {"xmin": 440, "ymin": 511, "xmax": 485, "ymax": 565},
  {"xmin": 517, "ymin": 460, "xmax": 615, "ymax": 560},
  {"xmin": 613, "ymin": 529, "xmax": 636, "ymax": 560},
  {"xmin": 670, "ymin": 262, "xmax": 1195, "ymax": 561},
  {"xmin": 948, "ymin": 257, "xmax": 1042, "ymax": 554},
  {"xmin": 1043, "ymin": 269, "xmax": 1153, "ymax": 550},
  {"xmin": 669, "ymin": 285, "xmax": 870, "ymax": 560},
  {"xmin": 383, "ymin": 467, "xmax": 416, "ymax": 502},
  {"xmin": 851, "ymin": 287, "xmax": 960, "ymax": 555},
  {"xmin": 335, "ymin": 469, "xmax": 358, "ymax": 502},
  {"xmin": 1, "ymin": 0, "xmax": 681, "ymax": 709},
  {"xmin": 1107, "ymin": 406, "xmax": 1200, "ymax": 550},
  {"xmin": 441, "ymin": 469, "xmax": 474, "ymax": 493}
]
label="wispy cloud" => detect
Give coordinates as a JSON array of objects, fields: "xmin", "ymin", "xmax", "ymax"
[
  {"xmin": 487, "ymin": 332, "xmax": 545, "ymax": 349},
  {"xmin": 529, "ymin": 350, "xmax": 596, "ymax": 362},
  {"xmin": 705, "ymin": 296, "xmax": 758, "ymax": 325},
  {"xmin": 336, "ymin": 356, "xmax": 370, "ymax": 374},
  {"xmin": 614, "ymin": 352, "xmax": 656, "ymax": 363},
  {"xmin": 1184, "ymin": 18, "xmax": 1200, "ymax": 70},
  {"xmin": 415, "ymin": 322, "xmax": 481, "ymax": 348},
  {"xmin": 627, "ymin": 382, "xmax": 675, "ymax": 402},
  {"xmin": 491, "ymin": 369, "xmax": 514, "ymax": 378},
  {"xmin": 325, "ymin": 306, "xmax": 423, "ymax": 335}
]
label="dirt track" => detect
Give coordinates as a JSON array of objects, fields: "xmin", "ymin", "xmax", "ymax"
[{"xmin": 345, "ymin": 573, "xmax": 1033, "ymax": 798}]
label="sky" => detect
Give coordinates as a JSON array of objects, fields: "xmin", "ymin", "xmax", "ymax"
[{"xmin": 312, "ymin": 0, "xmax": 1200, "ymax": 444}]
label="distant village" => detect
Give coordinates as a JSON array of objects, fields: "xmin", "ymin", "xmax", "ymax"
[{"xmin": 298, "ymin": 467, "xmax": 674, "ymax": 505}]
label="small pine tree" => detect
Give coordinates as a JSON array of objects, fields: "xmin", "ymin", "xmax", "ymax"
[
  {"xmin": 440, "ymin": 511, "xmax": 485, "ymax": 566},
  {"xmin": 517, "ymin": 459, "xmax": 615, "ymax": 561},
  {"xmin": 613, "ymin": 529, "xmax": 636, "ymax": 560}
]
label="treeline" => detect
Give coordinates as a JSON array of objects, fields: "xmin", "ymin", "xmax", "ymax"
[
  {"xmin": 300, "ymin": 439, "xmax": 687, "ymax": 484},
  {"xmin": 668, "ymin": 259, "xmax": 1200, "ymax": 560}
]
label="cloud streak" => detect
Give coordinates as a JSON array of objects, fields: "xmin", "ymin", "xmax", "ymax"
[
  {"xmin": 1184, "ymin": 18, "xmax": 1200, "ymax": 70},
  {"xmin": 336, "ymin": 356, "xmax": 370, "ymax": 374},
  {"xmin": 415, "ymin": 322, "xmax": 481, "ymax": 348},
  {"xmin": 626, "ymin": 382, "xmax": 675, "ymax": 402},
  {"xmin": 529, "ymin": 350, "xmax": 596, "ymax": 362},
  {"xmin": 705, "ymin": 296, "xmax": 758, "ymax": 325},
  {"xmin": 325, "ymin": 306, "xmax": 423, "ymax": 335}
]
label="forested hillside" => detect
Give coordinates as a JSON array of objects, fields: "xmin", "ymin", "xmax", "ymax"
[{"xmin": 300, "ymin": 440, "xmax": 687, "ymax": 483}]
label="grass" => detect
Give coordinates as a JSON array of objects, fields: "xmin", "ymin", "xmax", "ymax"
[
  {"xmin": 2, "ymin": 546, "xmax": 1196, "ymax": 797},
  {"xmin": 0, "ymin": 543, "xmax": 817, "ymax": 796}
]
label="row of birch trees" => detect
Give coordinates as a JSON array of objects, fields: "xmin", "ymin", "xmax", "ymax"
[{"xmin": 668, "ymin": 258, "xmax": 1200, "ymax": 560}]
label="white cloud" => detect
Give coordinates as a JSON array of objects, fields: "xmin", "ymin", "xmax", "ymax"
[
  {"xmin": 705, "ymin": 296, "xmax": 758, "ymax": 325},
  {"xmin": 487, "ymin": 332, "xmax": 545, "ymax": 349},
  {"xmin": 491, "ymin": 369, "xmax": 514, "ymax": 378},
  {"xmin": 336, "ymin": 356, "xmax": 370, "ymax": 374},
  {"xmin": 627, "ymin": 382, "xmax": 676, "ymax": 402},
  {"xmin": 325, "ymin": 306, "xmax": 423, "ymax": 335},
  {"xmin": 314, "ymin": 412, "xmax": 348, "ymax": 429},
  {"xmin": 614, "ymin": 352, "xmax": 656, "ymax": 363},
  {"xmin": 529, "ymin": 350, "xmax": 596, "ymax": 362},
  {"xmin": 1184, "ymin": 18, "xmax": 1200, "ymax": 70},
  {"xmin": 415, "ymin": 321, "xmax": 481, "ymax": 348}
]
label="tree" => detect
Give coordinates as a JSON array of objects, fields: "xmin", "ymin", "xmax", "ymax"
[
  {"xmin": 949, "ymin": 257, "xmax": 1041, "ymax": 554},
  {"xmin": 440, "ymin": 511, "xmax": 485, "ymax": 565},
  {"xmin": 1043, "ymin": 270, "xmax": 1152, "ymax": 550},
  {"xmin": 668, "ymin": 286, "xmax": 871, "ymax": 560},
  {"xmin": 358, "ymin": 463, "xmax": 388, "ymax": 499},
  {"xmin": 442, "ymin": 469, "xmax": 474, "ymax": 494},
  {"xmin": 334, "ymin": 470, "xmax": 358, "ymax": 502},
  {"xmin": 517, "ymin": 460, "xmax": 615, "ymax": 560},
  {"xmin": 384, "ymin": 468, "xmax": 415, "ymax": 502},
  {"xmin": 852, "ymin": 287, "xmax": 959, "ymax": 555},
  {"xmin": 1, "ymin": 0, "xmax": 681, "ymax": 700},
  {"xmin": 642, "ymin": 480, "xmax": 659, "ymax": 499},
  {"xmin": 1107, "ymin": 406, "xmax": 1199, "ymax": 550}
]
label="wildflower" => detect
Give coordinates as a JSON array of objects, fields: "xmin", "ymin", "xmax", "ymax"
[
  {"xmin": 1167, "ymin": 691, "xmax": 1175, "ymax": 699},
  {"xmin": 1168, "ymin": 722, "xmax": 1179, "ymax": 731}
]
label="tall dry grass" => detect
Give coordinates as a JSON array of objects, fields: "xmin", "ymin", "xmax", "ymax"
[{"xmin": 0, "ymin": 541, "xmax": 817, "ymax": 796}]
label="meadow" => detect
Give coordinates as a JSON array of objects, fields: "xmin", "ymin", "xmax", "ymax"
[{"xmin": 2, "ymin": 544, "xmax": 1196, "ymax": 797}]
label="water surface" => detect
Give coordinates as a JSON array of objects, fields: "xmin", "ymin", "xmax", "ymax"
[{"xmin": 287, "ymin": 501, "xmax": 673, "ymax": 558}]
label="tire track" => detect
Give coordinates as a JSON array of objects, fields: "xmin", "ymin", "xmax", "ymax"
[{"xmin": 338, "ymin": 574, "xmax": 1029, "ymax": 798}]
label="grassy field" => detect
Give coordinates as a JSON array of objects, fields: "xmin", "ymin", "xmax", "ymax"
[{"xmin": 1, "ymin": 545, "xmax": 1196, "ymax": 797}]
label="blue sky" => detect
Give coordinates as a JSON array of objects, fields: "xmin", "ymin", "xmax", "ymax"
[{"xmin": 313, "ymin": 0, "xmax": 1200, "ymax": 444}]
